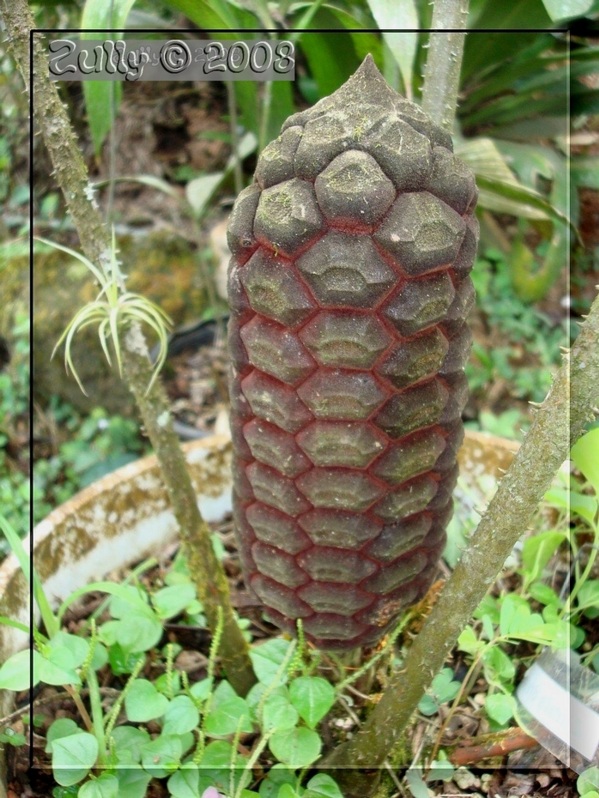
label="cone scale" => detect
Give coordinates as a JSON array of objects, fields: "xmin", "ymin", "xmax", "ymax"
[{"xmin": 227, "ymin": 55, "xmax": 478, "ymax": 650}]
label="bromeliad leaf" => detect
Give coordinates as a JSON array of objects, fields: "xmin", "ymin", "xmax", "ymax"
[{"xmin": 38, "ymin": 235, "xmax": 172, "ymax": 396}]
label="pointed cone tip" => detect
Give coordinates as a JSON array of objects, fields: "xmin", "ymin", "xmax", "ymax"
[
  {"xmin": 340, "ymin": 53, "xmax": 400, "ymax": 102},
  {"xmin": 357, "ymin": 53, "xmax": 380, "ymax": 76}
]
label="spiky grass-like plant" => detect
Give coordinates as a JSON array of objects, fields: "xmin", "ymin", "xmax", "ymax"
[{"xmin": 39, "ymin": 230, "xmax": 172, "ymax": 394}]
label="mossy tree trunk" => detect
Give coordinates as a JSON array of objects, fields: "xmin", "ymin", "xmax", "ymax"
[
  {"xmin": 3, "ymin": 0, "xmax": 256, "ymax": 696},
  {"xmin": 320, "ymin": 291, "xmax": 599, "ymax": 781}
]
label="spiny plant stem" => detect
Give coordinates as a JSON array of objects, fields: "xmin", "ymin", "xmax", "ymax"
[
  {"xmin": 421, "ymin": 0, "xmax": 469, "ymax": 132},
  {"xmin": 319, "ymin": 290, "xmax": 599, "ymax": 784},
  {"xmin": 3, "ymin": 0, "xmax": 256, "ymax": 696}
]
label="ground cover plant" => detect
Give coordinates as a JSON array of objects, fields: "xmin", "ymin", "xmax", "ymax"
[
  {"xmin": 1, "ymin": 423, "xmax": 598, "ymax": 795},
  {"xmin": 1, "ymin": 3, "xmax": 599, "ymax": 797}
]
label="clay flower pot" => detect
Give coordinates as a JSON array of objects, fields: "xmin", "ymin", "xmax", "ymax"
[{"xmin": 0, "ymin": 430, "xmax": 517, "ymax": 795}]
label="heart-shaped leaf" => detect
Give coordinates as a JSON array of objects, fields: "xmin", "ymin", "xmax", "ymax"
[
  {"xmin": 125, "ymin": 679, "xmax": 170, "ymax": 722},
  {"xmin": 289, "ymin": 677, "xmax": 335, "ymax": 728},
  {"xmin": 51, "ymin": 731, "xmax": 98, "ymax": 786}
]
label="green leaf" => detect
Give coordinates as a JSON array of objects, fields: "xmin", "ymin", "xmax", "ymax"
[
  {"xmin": 115, "ymin": 610, "xmax": 163, "ymax": 653},
  {"xmin": 482, "ymin": 645, "xmax": 516, "ymax": 686},
  {"xmin": 499, "ymin": 594, "xmax": 535, "ymax": 636},
  {"xmin": 541, "ymin": 0, "xmax": 594, "ymax": 20},
  {"xmin": 125, "ymin": 679, "xmax": 170, "ymax": 722},
  {"xmin": 528, "ymin": 582, "xmax": 560, "ymax": 607},
  {"xmin": 417, "ymin": 693, "xmax": 441, "ymax": 717},
  {"xmin": 457, "ymin": 625, "xmax": 484, "ymax": 656},
  {"xmin": 111, "ymin": 726, "xmax": 150, "ymax": 764},
  {"xmin": 0, "ymin": 649, "xmax": 34, "ymax": 691},
  {"xmin": 94, "ymin": 174, "xmax": 182, "ymax": 200},
  {"xmin": 258, "ymin": 764, "xmax": 297, "ymax": 798},
  {"xmin": 365, "ymin": 1, "xmax": 419, "ymax": 97},
  {"xmin": 190, "ymin": 676, "xmax": 214, "ymax": 703},
  {"xmin": 521, "ymin": 531, "xmax": 566, "ymax": 584},
  {"xmin": 46, "ymin": 718, "xmax": 80, "ymax": 753},
  {"xmin": 289, "ymin": 676, "xmax": 335, "ymax": 729},
  {"xmin": 427, "ymin": 758, "xmax": 456, "ymax": 782},
  {"xmin": 162, "ymin": 695, "xmax": 200, "ymax": 735},
  {"xmin": 572, "ymin": 429, "xmax": 599, "ymax": 495},
  {"xmin": 159, "ymin": 0, "xmax": 251, "ymax": 30},
  {"xmin": 456, "ymin": 138, "xmax": 571, "ymax": 228},
  {"xmin": 0, "ymin": 616, "xmax": 29, "ymax": 634},
  {"xmin": 37, "ymin": 649, "xmax": 81, "ymax": 687},
  {"xmin": 186, "ymin": 173, "xmax": 226, "ymax": 218},
  {"xmin": 572, "ymin": 156, "xmax": 599, "ymax": 190},
  {"xmin": 140, "ymin": 733, "xmax": 182, "ymax": 777},
  {"xmin": 108, "ymin": 642, "xmax": 142, "ymax": 675},
  {"xmin": 154, "ymin": 670, "xmax": 181, "ymax": 696},
  {"xmin": 185, "ymin": 132, "xmax": 256, "ymax": 217},
  {"xmin": 80, "ymin": 0, "xmax": 137, "ymax": 154},
  {"xmin": 197, "ymin": 739, "xmax": 235, "ymax": 769},
  {"xmin": 576, "ymin": 581, "xmax": 599, "ymax": 618},
  {"xmin": 91, "ymin": 641, "xmax": 108, "ymax": 671},
  {"xmin": 151, "ymin": 583, "xmax": 196, "ymax": 620},
  {"xmin": 0, "ymin": 514, "xmax": 58, "ymax": 636},
  {"xmin": 51, "ymin": 731, "xmax": 99, "ymax": 786},
  {"xmin": 78, "ymin": 773, "xmax": 119, "ymax": 798},
  {"xmin": 204, "ymin": 695, "xmax": 253, "ymax": 737},
  {"xmin": 570, "ymin": 491, "xmax": 599, "ymax": 526},
  {"xmin": 108, "ymin": 585, "xmax": 151, "ymax": 618},
  {"xmin": 303, "ymin": 773, "xmax": 345, "ymax": 798},
  {"xmin": 250, "ymin": 638, "xmax": 292, "ymax": 684},
  {"xmin": 485, "ymin": 693, "xmax": 516, "ymax": 725},
  {"xmin": 418, "ymin": 669, "xmax": 461, "ymax": 716},
  {"xmin": 0, "ymin": 728, "xmax": 26, "ymax": 747},
  {"xmin": 269, "ymin": 726, "xmax": 322, "ymax": 769},
  {"xmin": 115, "ymin": 768, "xmax": 152, "ymax": 798},
  {"xmin": 278, "ymin": 785, "xmax": 300, "ymax": 798},
  {"xmin": 212, "ymin": 678, "xmax": 239, "ymax": 703},
  {"xmin": 48, "ymin": 631, "xmax": 90, "ymax": 669},
  {"xmin": 297, "ymin": 27, "xmax": 358, "ymax": 102},
  {"xmin": 405, "ymin": 768, "xmax": 431, "ymax": 798},
  {"xmin": 167, "ymin": 762, "xmax": 199, "ymax": 798},
  {"xmin": 579, "ymin": 766, "xmax": 599, "ymax": 797},
  {"xmin": 262, "ymin": 691, "xmax": 299, "ymax": 732},
  {"xmin": 57, "ymin": 581, "xmax": 151, "ymax": 625},
  {"xmin": 477, "ymin": 175, "xmax": 570, "ymax": 226},
  {"xmin": 499, "ymin": 596, "xmax": 556, "ymax": 645}
]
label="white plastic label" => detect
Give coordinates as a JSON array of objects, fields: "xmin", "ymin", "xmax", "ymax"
[{"xmin": 517, "ymin": 660, "xmax": 599, "ymax": 761}]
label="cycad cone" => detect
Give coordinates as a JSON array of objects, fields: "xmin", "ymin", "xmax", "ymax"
[{"xmin": 227, "ymin": 55, "xmax": 478, "ymax": 650}]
